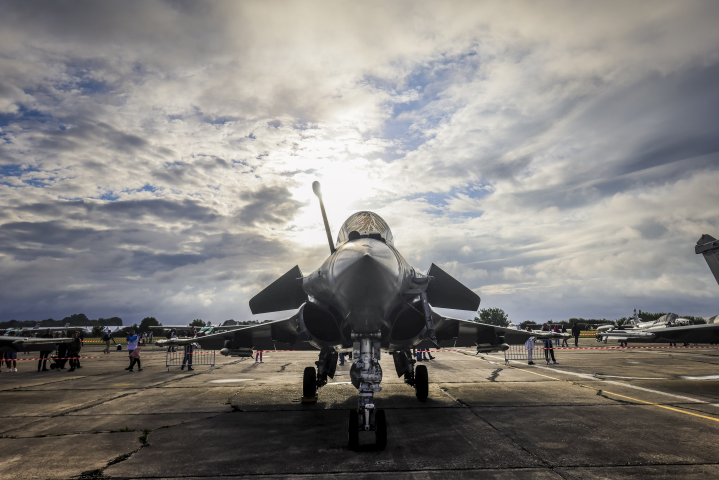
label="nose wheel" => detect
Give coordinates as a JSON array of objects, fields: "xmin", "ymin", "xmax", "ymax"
[{"xmin": 348, "ymin": 408, "xmax": 387, "ymax": 450}]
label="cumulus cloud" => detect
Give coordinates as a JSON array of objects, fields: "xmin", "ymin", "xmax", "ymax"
[{"xmin": 1, "ymin": 1, "xmax": 718, "ymax": 323}]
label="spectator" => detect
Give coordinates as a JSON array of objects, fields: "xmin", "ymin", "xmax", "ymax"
[
  {"xmin": 544, "ymin": 337, "xmax": 558, "ymax": 365},
  {"xmin": 148, "ymin": 331, "xmax": 153, "ymax": 344},
  {"xmin": 125, "ymin": 330, "xmax": 138, "ymax": 371},
  {"xmin": 255, "ymin": 350, "xmax": 263, "ymax": 363},
  {"xmin": 102, "ymin": 330, "xmax": 112, "ymax": 354},
  {"xmin": 339, "ymin": 352, "xmax": 345, "ymax": 366},
  {"xmin": 571, "ymin": 322, "xmax": 581, "ymax": 347},
  {"xmin": 56, "ymin": 334, "xmax": 69, "ymax": 371},
  {"xmin": 181, "ymin": 342, "xmax": 194, "ymax": 371},
  {"xmin": 68, "ymin": 331, "xmax": 82, "ymax": 372},
  {"xmin": 5, "ymin": 333, "xmax": 17, "ymax": 372},
  {"xmin": 129, "ymin": 341, "xmax": 143, "ymax": 372},
  {"xmin": 561, "ymin": 324, "xmax": 569, "ymax": 347},
  {"xmin": 541, "ymin": 324, "xmax": 558, "ymax": 365},
  {"xmin": 525, "ymin": 329, "xmax": 535, "ymax": 365},
  {"xmin": 167, "ymin": 329, "xmax": 177, "ymax": 353},
  {"xmin": 553, "ymin": 324, "xmax": 561, "ymax": 347},
  {"xmin": 38, "ymin": 329, "xmax": 53, "ymax": 372}
]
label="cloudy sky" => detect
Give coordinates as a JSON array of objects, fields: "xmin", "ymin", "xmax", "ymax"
[{"xmin": 1, "ymin": 1, "xmax": 719, "ymax": 325}]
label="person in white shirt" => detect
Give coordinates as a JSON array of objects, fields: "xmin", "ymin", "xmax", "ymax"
[
  {"xmin": 124, "ymin": 330, "xmax": 138, "ymax": 371},
  {"xmin": 525, "ymin": 328, "xmax": 535, "ymax": 365}
]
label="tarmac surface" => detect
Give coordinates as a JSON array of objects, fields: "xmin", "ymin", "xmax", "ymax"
[{"xmin": 1, "ymin": 339, "xmax": 719, "ymax": 479}]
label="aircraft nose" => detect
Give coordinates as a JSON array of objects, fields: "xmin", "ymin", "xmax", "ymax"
[{"xmin": 329, "ymin": 239, "xmax": 402, "ymax": 321}]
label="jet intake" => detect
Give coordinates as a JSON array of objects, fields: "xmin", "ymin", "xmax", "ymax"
[
  {"xmin": 299, "ymin": 302, "xmax": 343, "ymax": 345},
  {"xmin": 389, "ymin": 302, "xmax": 426, "ymax": 343}
]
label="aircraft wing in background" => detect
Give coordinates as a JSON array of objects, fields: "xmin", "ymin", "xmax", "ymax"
[
  {"xmin": 155, "ymin": 312, "xmax": 326, "ymax": 355},
  {"xmin": 412, "ymin": 311, "xmax": 532, "ymax": 353},
  {"xmin": 0, "ymin": 336, "xmax": 72, "ymax": 353}
]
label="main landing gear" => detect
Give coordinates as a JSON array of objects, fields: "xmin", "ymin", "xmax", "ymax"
[
  {"xmin": 302, "ymin": 349, "xmax": 338, "ymax": 403},
  {"xmin": 391, "ymin": 349, "xmax": 429, "ymax": 401}
]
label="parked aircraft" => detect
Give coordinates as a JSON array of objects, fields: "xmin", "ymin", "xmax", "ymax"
[
  {"xmin": 157, "ymin": 182, "xmax": 531, "ymax": 449},
  {"xmin": 0, "ymin": 329, "xmax": 72, "ymax": 355},
  {"xmin": 30, "ymin": 323, "xmax": 97, "ymax": 334},
  {"xmin": 149, "ymin": 321, "xmax": 250, "ymax": 336},
  {"xmin": 595, "ymin": 235, "xmax": 719, "ymax": 346},
  {"xmin": 596, "ymin": 310, "xmax": 719, "ymax": 346}
]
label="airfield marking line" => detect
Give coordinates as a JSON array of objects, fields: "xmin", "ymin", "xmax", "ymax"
[
  {"xmin": 595, "ymin": 391, "xmax": 719, "ymax": 424},
  {"xmin": 466, "ymin": 352, "xmax": 719, "ymax": 424},
  {"xmin": 471, "ymin": 352, "xmax": 711, "ymax": 404}
]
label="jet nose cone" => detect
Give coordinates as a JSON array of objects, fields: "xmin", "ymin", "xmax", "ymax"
[{"xmin": 330, "ymin": 239, "xmax": 402, "ymax": 315}]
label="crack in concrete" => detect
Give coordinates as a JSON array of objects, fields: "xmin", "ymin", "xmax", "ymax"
[
  {"xmin": 441, "ymin": 357, "xmax": 572, "ymax": 479},
  {"xmin": 487, "ymin": 368, "xmax": 502, "ymax": 382}
]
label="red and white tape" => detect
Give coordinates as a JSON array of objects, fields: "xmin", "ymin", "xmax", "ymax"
[{"xmin": 8, "ymin": 356, "xmax": 103, "ymax": 361}]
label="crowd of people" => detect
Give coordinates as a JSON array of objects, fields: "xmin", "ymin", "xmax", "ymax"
[
  {"xmin": 1, "ymin": 327, "xmax": 160, "ymax": 373},
  {"xmin": 0, "ymin": 328, "xmax": 87, "ymax": 373}
]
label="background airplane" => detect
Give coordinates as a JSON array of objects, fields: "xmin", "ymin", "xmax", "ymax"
[
  {"xmin": 0, "ymin": 331, "xmax": 72, "ymax": 356},
  {"xmin": 149, "ymin": 321, "xmax": 251, "ymax": 337},
  {"xmin": 157, "ymin": 181, "xmax": 531, "ymax": 449},
  {"xmin": 595, "ymin": 236, "xmax": 719, "ymax": 347}
]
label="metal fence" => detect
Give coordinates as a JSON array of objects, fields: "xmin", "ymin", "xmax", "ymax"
[
  {"xmin": 165, "ymin": 344, "xmax": 215, "ymax": 372},
  {"xmin": 502, "ymin": 344, "xmax": 558, "ymax": 366}
]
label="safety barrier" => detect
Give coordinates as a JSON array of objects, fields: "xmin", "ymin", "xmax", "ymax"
[
  {"xmin": 165, "ymin": 344, "xmax": 215, "ymax": 372},
  {"xmin": 501, "ymin": 343, "xmax": 719, "ymax": 365}
]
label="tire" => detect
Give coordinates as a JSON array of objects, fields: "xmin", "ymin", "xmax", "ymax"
[
  {"xmin": 303, "ymin": 366, "xmax": 316, "ymax": 398},
  {"xmin": 348, "ymin": 410, "xmax": 359, "ymax": 449},
  {"xmin": 415, "ymin": 364, "xmax": 428, "ymax": 401},
  {"xmin": 375, "ymin": 409, "xmax": 387, "ymax": 450}
]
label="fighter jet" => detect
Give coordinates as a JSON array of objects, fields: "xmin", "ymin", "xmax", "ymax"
[{"xmin": 156, "ymin": 182, "xmax": 531, "ymax": 449}]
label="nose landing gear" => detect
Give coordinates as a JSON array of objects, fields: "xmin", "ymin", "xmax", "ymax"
[{"xmin": 347, "ymin": 331, "xmax": 387, "ymax": 450}]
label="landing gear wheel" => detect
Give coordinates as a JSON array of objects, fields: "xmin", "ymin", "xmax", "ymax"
[
  {"xmin": 348, "ymin": 410, "xmax": 359, "ymax": 449},
  {"xmin": 415, "ymin": 364, "xmax": 428, "ymax": 401},
  {"xmin": 375, "ymin": 409, "xmax": 387, "ymax": 450},
  {"xmin": 302, "ymin": 366, "xmax": 317, "ymax": 403}
]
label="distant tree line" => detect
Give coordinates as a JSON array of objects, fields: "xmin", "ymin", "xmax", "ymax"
[
  {"xmin": 0, "ymin": 313, "xmax": 122, "ymax": 330},
  {"xmin": 469, "ymin": 309, "xmax": 707, "ymax": 331}
]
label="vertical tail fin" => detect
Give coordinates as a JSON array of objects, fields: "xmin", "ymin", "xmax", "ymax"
[{"xmin": 696, "ymin": 234, "xmax": 719, "ymax": 287}]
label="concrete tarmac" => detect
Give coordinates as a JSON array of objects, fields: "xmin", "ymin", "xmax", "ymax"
[{"xmin": 1, "ymin": 339, "xmax": 718, "ymax": 479}]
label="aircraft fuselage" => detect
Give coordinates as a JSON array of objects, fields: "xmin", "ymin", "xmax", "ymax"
[{"xmin": 302, "ymin": 237, "xmax": 428, "ymax": 334}]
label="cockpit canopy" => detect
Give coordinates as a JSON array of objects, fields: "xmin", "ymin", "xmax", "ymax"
[{"xmin": 336, "ymin": 211, "xmax": 394, "ymax": 247}]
